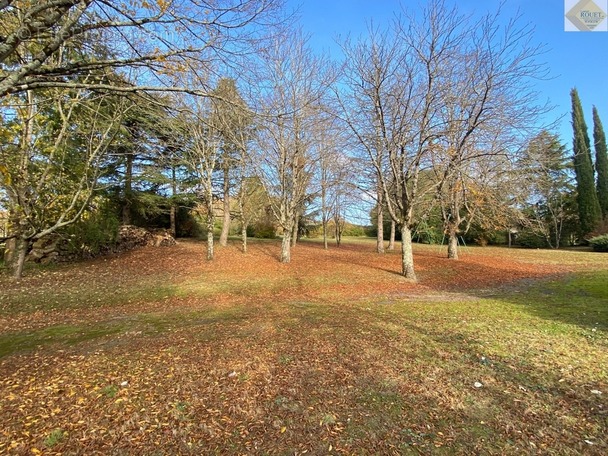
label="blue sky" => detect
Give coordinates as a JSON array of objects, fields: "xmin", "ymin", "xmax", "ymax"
[{"xmin": 289, "ymin": 0, "xmax": 608, "ymax": 149}]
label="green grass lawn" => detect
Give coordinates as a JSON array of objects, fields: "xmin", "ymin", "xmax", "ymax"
[{"xmin": 0, "ymin": 239, "xmax": 606, "ymax": 454}]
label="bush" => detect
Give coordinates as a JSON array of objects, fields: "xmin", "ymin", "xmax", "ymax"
[
  {"xmin": 589, "ymin": 234, "xmax": 608, "ymax": 252},
  {"xmin": 342, "ymin": 223, "xmax": 367, "ymax": 237},
  {"xmin": 64, "ymin": 198, "xmax": 120, "ymax": 257},
  {"xmin": 515, "ymin": 230, "xmax": 549, "ymax": 249},
  {"xmin": 252, "ymin": 221, "xmax": 276, "ymax": 239}
]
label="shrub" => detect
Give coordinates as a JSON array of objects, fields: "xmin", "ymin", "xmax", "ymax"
[
  {"xmin": 589, "ymin": 234, "xmax": 608, "ymax": 252},
  {"xmin": 342, "ymin": 223, "xmax": 367, "ymax": 237},
  {"xmin": 252, "ymin": 221, "xmax": 276, "ymax": 239},
  {"xmin": 515, "ymin": 230, "xmax": 549, "ymax": 249},
  {"xmin": 63, "ymin": 198, "xmax": 120, "ymax": 257}
]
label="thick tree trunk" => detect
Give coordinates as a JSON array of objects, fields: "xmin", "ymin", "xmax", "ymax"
[
  {"xmin": 388, "ymin": 220, "xmax": 396, "ymax": 251},
  {"xmin": 291, "ymin": 213, "xmax": 299, "ymax": 247},
  {"xmin": 323, "ymin": 219, "xmax": 328, "ymax": 250},
  {"xmin": 219, "ymin": 166, "xmax": 230, "ymax": 247},
  {"xmin": 447, "ymin": 231, "xmax": 459, "ymax": 260},
  {"xmin": 13, "ymin": 237, "xmax": 29, "ymax": 280},
  {"xmin": 4, "ymin": 237, "xmax": 16, "ymax": 266},
  {"xmin": 281, "ymin": 229, "xmax": 291, "ymax": 263},
  {"xmin": 400, "ymin": 225, "xmax": 417, "ymax": 281}
]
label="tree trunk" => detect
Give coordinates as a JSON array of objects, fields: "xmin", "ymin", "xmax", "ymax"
[
  {"xmin": 377, "ymin": 202, "xmax": 385, "ymax": 254},
  {"xmin": 169, "ymin": 166, "xmax": 177, "ymax": 237},
  {"xmin": 13, "ymin": 237, "xmax": 29, "ymax": 280},
  {"xmin": 4, "ymin": 237, "xmax": 16, "ymax": 267},
  {"xmin": 321, "ymin": 183, "xmax": 328, "ymax": 250},
  {"xmin": 241, "ymin": 222, "xmax": 248, "ymax": 253},
  {"xmin": 219, "ymin": 166, "xmax": 230, "ymax": 247},
  {"xmin": 388, "ymin": 220, "xmax": 396, "ymax": 251},
  {"xmin": 281, "ymin": 229, "xmax": 291, "ymax": 263},
  {"xmin": 335, "ymin": 220, "xmax": 342, "ymax": 247},
  {"xmin": 169, "ymin": 206, "xmax": 176, "ymax": 238},
  {"xmin": 291, "ymin": 213, "xmax": 299, "ymax": 247},
  {"xmin": 122, "ymin": 151, "xmax": 133, "ymax": 225},
  {"xmin": 400, "ymin": 225, "xmax": 417, "ymax": 281},
  {"xmin": 206, "ymin": 211, "xmax": 214, "ymax": 261},
  {"xmin": 447, "ymin": 231, "xmax": 459, "ymax": 260}
]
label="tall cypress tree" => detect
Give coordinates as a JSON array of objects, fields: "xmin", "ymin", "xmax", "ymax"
[
  {"xmin": 570, "ymin": 88, "xmax": 601, "ymax": 236},
  {"xmin": 593, "ymin": 106, "xmax": 608, "ymax": 220}
]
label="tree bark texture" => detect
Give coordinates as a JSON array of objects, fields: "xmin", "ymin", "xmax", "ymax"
[
  {"xmin": 447, "ymin": 231, "xmax": 459, "ymax": 260},
  {"xmin": 219, "ymin": 166, "xmax": 230, "ymax": 247},
  {"xmin": 388, "ymin": 220, "xmax": 396, "ymax": 251},
  {"xmin": 400, "ymin": 225, "xmax": 417, "ymax": 281}
]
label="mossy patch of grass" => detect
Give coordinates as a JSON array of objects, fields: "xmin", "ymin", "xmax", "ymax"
[
  {"xmin": 43, "ymin": 429, "xmax": 66, "ymax": 448},
  {"xmin": 0, "ymin": 281, "xmax": 178, "ymax": 315},
  {"xmin": 0, "ymin": 306, "xmax": 249, "ymax": 358},
  {"xmin": 0, "ymin": 322, "xmax": 128, "ymax": 358}
]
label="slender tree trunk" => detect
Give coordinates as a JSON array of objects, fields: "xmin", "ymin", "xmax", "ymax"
[
  {"xmin": 400, "ymin": 225, "xmax": 417, "ymax": 281},
  {"xmin": 281, "ymin": 228, "xmax": 292, "ymax": 263},
  {"xmin": 14, "ymin": 237, "xmax": 29, "ymax": 280},
  {"xmin": 169, "ymin": 166, "xmax": 177, "ymax": 237},
  {"xmin": 122, "ymin": 152, "xmax": 133, "ymax": 225},
  {"xmin": 169, "ymin": 206, "xmax": 176, "ymax": 237},
  {"xmin": 388, "ymin": 220, "xmax": 396, "ymax": 251},
  {"xmin": 335, "ymin": 219, "xmax": 342, "ymax": 247},
  {"xmin": 447, "ymin": 230, "xmax": 459, "ymax": 260},
  {"xmin": 206, "ymin": 208, "xmax": 214, "ymax": 261},
  {"xmin": 219, "ymin": 166, "xmax": 230, "ymax": 247},
  {"xmin": 321, "ymin": 185, "xmax": 328, "ymax": 250},
  {"xmin": 238, "ymin": 192, "xmax": 247, "ymax": 253},
  {"xmin": 291, "ymin": 213, "xmax": 299, "ymax": 247},
  {"xmin": 241, "ymin": 222, "xmax": 248, "ymax": 253},
  {"xmin": 377, "ymin": 199, "xmax": 384, "ymax": 254}
]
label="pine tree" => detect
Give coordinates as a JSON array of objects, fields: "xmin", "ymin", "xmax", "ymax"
[
  {"xmin": 593, "ymin": 106, "xmax": 608, "ymax": 220},
  {"xmin": 570, "ymin": 88, "xmax": 601, "ymax": 236}
]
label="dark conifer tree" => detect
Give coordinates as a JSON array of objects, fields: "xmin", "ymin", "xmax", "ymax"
[
  {"xmin": 570, "ymin": 88, "xmax": 601, "ymax": 236},
  {"xmin": 593, "ymin": 106, "xmax": 608, "ymax": 220}
]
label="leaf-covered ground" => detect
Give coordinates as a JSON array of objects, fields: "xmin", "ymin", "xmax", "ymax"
[{"xmin": 0, "ymin": 239, "xmax": 606, "ymax": 455}]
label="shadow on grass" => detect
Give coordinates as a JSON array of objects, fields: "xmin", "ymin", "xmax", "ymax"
[
  {"xmin": 478, "ymin": 270, "xmax": 608, "ymax": 334},
  {"xmin": 0, "ymin": 306, "xmax": 251, "ymax": 359}
]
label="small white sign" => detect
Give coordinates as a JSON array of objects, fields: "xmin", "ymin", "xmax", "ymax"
[{"xmin": 565, "ymin": 0, "xmax": 608, "ymax": 31}]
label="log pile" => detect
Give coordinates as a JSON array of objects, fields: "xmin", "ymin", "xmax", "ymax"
[
  {"xmin": 27, "ymin": 225, "xmax": 176, "ymax": 264},
  {"xmin": 117, "ymin": 226, "xmax": 177, "ymax": 248},
  {"xmin": 28, "ymin": 235, "xmax": 63, "ymax": 265}
]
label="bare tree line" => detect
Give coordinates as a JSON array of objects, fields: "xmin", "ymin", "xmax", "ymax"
[{"xmin": 1, "ymin": 0, "xmax": 552, "ymax": 280}]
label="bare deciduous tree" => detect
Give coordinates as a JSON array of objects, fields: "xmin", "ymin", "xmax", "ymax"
[
  {"xmin": 340, "ymin": 0, "xmax": 548, "ymax": 277},
  {"xmin": 431, "ymin": 6, "xmax": 549, "ymax": 259},
  {"xmin": 0, "ymin": 0, "xmax": 283, "ymax": 97},
  {"xmin": 252, "ymin": 30, "xmax": 333, "ymax": 263}
]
